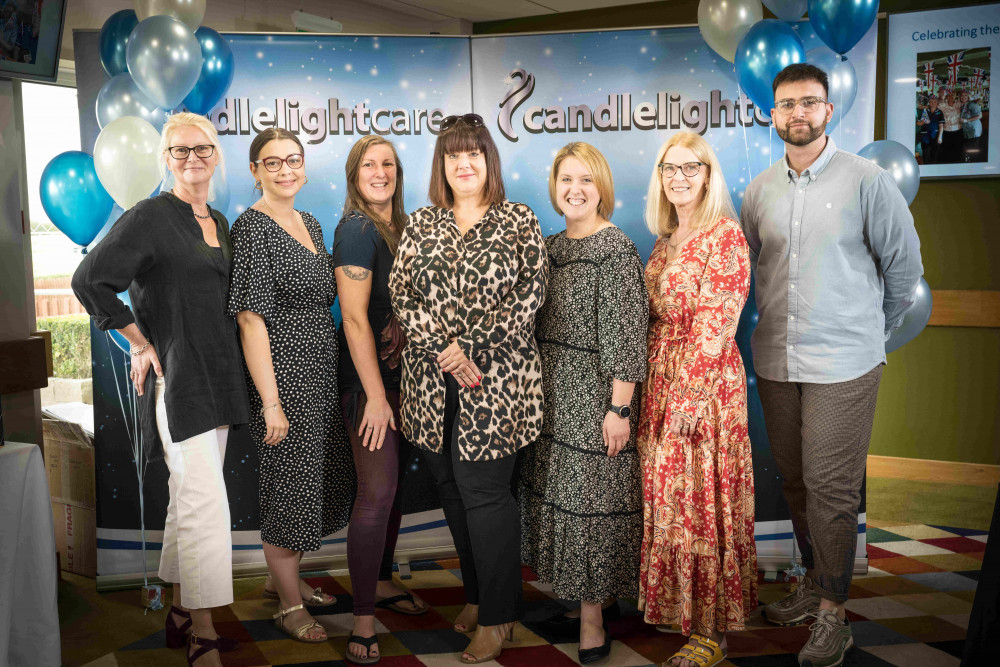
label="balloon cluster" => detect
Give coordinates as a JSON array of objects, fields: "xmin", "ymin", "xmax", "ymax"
[
  {"xmin": 698, "ymin": 0, "xmax": 931, "ymax": 352},
  {"xmin": 697, "ymin": 0, "xmax": 877, "ymax": 119},
  {"xmin": 39, "ymin": 1, "xmax": 234, "ymax": 251}
]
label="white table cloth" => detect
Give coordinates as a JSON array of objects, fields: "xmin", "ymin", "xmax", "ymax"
[{"xmin": 0, "ymin": 442, "xmax": 60, "ymax": 667}]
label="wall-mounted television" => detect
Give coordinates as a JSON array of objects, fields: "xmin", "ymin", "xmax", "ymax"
[{"xmin": 0, "ymin": 0, "xmax": 66, "ymax": 83}]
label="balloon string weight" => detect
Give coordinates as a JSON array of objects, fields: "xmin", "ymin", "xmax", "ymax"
[{"xmin": 105, "ymin": 332, "xmax": 164, "ymax": 612}]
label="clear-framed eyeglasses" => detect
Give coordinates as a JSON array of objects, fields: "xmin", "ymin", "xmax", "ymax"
[
  {"xmin": 658, "ymin": 161, "xmax": 705, "ymax": 178},
  {"xmin": 774, "ymin": 96, "xmax": 827, "ymax": 115},
  {"xmin": 168, "ymin": 144, "xmax": 215, "ymax": 159}
]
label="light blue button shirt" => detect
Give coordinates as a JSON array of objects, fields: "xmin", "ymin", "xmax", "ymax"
[{"xmin": 740, "ymin": 137, "xmax": 923, "ymax": 383}]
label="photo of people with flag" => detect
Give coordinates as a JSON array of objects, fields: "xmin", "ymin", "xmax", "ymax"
[{"xmin": 915, "ymin": 47, "xmax": 990, "ymax": 164}]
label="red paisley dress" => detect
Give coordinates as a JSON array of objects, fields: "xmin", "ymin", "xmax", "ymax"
[{"xmin": 637, "ymin": 216, "xmax": 757, "ymax": 636}]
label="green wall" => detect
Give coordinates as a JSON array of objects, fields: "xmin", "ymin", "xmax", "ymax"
[{"xmin": 476, "ymin": 1, "xmax": 1000, "ymax": 466}]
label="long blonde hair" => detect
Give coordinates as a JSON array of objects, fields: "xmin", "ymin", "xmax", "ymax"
[
  {"xmin": 158, "ymin": 112, "xmax": 224, "ymax": 201},
  {"xmin": 644, "ymin": 131, "xmax": 735, "ymax": 237},
  {"xmin": 343, "ymin": 135, "xmax": 406, "ymax": 254}
]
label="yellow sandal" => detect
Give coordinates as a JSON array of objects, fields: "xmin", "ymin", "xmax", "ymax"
[
  {"xmin": 664, "ymin": 634, "xmax": 727, "ymax": 667},
  {"xmin": 273, "ymin": 603, "xmax": 328, "ymax": 643}
]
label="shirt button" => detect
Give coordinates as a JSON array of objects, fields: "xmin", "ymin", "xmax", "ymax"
[
  {"xmin": 790, "ymin": 283, "xmax": 796, "ymax": 289},
  {"xmin": 793, "ymin": 221, "xmax": 800, "ymax": 226},
  {"xmin": 789, "ymin": 345, "xmax": 795, "ymax": 350},
  {"xmin": 789, "ymin": 315, "xmax": 796, "ymax": 321},
  {"xmin": 792, "ymin": 253, "xmax": 798, "ymax": 258}
]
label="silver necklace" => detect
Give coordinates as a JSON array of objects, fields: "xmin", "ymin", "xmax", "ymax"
[{"xmin": 668, "ymin": 227, "xmax": 695, "ymax": 249}]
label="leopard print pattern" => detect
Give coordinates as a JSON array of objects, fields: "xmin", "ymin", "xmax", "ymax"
[{"xmin": 389, "ymin": 201, "xmax": 549, "ymax": 461}]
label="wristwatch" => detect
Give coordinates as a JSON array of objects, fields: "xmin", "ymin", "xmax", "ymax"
[{"xmin": 608, "ymin": 404, "xmax": 631, "ymax": 419}]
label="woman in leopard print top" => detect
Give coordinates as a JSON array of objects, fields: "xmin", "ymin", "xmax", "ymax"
[{"xmin": 389, "ymin": 113, "xmax": 548, "ymax": 664}]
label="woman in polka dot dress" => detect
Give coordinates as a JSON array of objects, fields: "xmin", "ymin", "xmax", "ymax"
[{"xmin": 229, "ymin": 128, "xmax": 355, "ymax": 644}]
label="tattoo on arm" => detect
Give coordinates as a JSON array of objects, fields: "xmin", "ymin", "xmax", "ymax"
[{"xmin": 342, "ymin": 266, "xmax": 371, "ymax": 281}]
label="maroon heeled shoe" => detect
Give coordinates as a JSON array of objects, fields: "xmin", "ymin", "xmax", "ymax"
[
  {"xmin": 187, "ymin": 632, "xmax": 220, "ymax": 666},
  {"xmin": 166, "ymin": 606, "xmax": 240, "ymax": 652}
]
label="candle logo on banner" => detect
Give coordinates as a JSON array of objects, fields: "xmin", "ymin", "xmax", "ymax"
[{"xmin": 497, "ymin": 68, "xmax": 772, "ymax": 142}]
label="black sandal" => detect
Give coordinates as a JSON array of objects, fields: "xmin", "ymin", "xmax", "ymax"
[
  {"xmin": 346, "ymin": 634, "xmax": 381, "ymax": 665},
  {"xmin": 374, "ymin": 592, "xmax": 428, "ymax": 616},
  {"xmin": 187, "ymin": 633, "xmax": 220, "ymax": 666}
]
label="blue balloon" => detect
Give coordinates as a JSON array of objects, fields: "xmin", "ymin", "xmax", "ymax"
[
  {"xmin": 808, "ymin": 0, "xmax": 878, "ymax": 56},
  {"xmin": 857, "ymin": 139, "xmax": 920, "ymax": 205},
  {"xmin": 99, "ymin": 10, "xmax": 139, "ymax": 77},
  {"xmin": 806, "ymin": 48, "xmax": 858, "ymax": 127},
  {"xmin": 39, "ymin": 152, "xmax": 115, "ymax": 248},
  {"xmin": 763, "ymin": 0, "xmax": 807, "ymax": 22},
  {"xmin": 736, "ymin": 20, "xmax": 806, "ymax": 115},
  {"xmin": 182, "ymin": 27, "xmax": 235, "ymax": 115},
  {"xmin": 886, "ymin": 278, "xmax": 932, "ymax": 354}
]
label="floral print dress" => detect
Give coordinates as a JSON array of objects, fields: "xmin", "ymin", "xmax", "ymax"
[{"xmin": 636, "ymin": 216, "xmax": 757, "ymax": 635}]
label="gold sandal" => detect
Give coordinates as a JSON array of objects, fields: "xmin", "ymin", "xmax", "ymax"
[
  {"xmin": 273, "ymin": 603, "xmax": 328, "ymax": 643},
  {"xmin": 263, "ymin": 577, "xmax": 336, "ymax": 607},
  {"xmin": 452, "ymin": 603, "xmax": 479, "ymax": 633},
  {"xmin": 664, "ymin": 634, "xmax": 727, "ymax": 667},
  {"xmin": 460, "ymin": 622, "xmax": 515, "ymax": 664}
]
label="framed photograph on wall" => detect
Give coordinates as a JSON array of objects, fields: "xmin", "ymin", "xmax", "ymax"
[{"xmin": 887, "ymin": 4, "xmax": 998, "ymax": 178}]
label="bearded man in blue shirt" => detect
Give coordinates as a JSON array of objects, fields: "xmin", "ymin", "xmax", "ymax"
[{"xmin": 741, "ymin": 63, "xmax": 923, "ymax": 667}]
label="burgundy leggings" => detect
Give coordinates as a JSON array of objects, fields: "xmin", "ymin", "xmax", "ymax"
[{"xmin": 341, "ymin": 390, "xmax": 412, "ymax": 616}]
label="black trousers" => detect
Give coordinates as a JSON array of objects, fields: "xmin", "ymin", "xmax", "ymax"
[{"xmin": 422, "ymin": 373, "xmax": 524, "ymax": 626}]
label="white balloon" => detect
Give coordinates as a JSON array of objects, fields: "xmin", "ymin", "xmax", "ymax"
[
  {"xmin": 94, "ymin": 116, "xmax": 162, "ymax": 210},
  {"xmin": 134, "ymin": 0, "xmax": 206, "ymax": 32},
  {"xmin": 698, "ymin": 0, "xmax": 764, "ymax": 63}
]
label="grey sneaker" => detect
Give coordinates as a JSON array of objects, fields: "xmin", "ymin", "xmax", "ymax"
[
  {"xmin": 761, "ymin": 576, "xmax": 821, "ymax": 626},
  {"xmin": 798, "ymin": 609, "xmax": 853, "ymax": 667}
]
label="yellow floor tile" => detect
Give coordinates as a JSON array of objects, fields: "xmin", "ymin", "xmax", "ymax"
[
  {"xmin": 254, "ymin": 637, "xmax": 343, "ymax": 663},
  {"xmin": 911, "ymin": 553, "xmax": 985, "ymax": 572},
  {"xmin": 888, "ymin": 593, "xmax": 973, "ymax": 615}
]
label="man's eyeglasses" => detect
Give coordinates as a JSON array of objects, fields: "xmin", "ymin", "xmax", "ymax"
[
  {"xmin": 255, "ymin": 154, "xmax": 305, "ymax": 172},
  {"xmin": 658, "ymin": 161, "xmax": 705, "ymax": 178},
  {"xmin": 774, "ymin": 96, "xmax": 827, "ymax": 115},
  {"xmin": 439, "ymin": 113, "xmax": 485, "ymax": 132},
  {"xmin": 168, "ymin": 144, "xmax": 215, "ymax": 159}
]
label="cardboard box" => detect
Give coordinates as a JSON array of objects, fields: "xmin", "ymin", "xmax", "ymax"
[
  {"xmin": 52, "ymin": 501, "xmax": 97, "ymax": 577},
  {"xmin": 43, "ymin": 418, "xmax": 95, "ymax": 510}
]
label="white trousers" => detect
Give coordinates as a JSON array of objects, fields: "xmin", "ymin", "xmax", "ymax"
[{"xmin": 155, "ymin": 377, "xmax": 234, "ymax": 609}]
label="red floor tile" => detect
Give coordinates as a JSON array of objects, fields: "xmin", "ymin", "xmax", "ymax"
[{"xmin": 920, "ymin": 536, "xmax": 989, "ymax": 553}]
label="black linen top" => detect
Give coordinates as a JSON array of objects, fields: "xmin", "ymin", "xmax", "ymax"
[
  {"xmin": 71, "ymin": 192, "xmax": 250, "ymax": 462},
  {"xmin": 332, "ymin": 211, "xmax": 402, "ymax": 395}
]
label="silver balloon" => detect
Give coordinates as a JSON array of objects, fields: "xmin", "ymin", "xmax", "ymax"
[
  {"xmin": 698, "ymin": 0, "xmax": 764, "ymax": 63},
  {"xmin": 134, "ymin": 0, "xmax": 206, "ymax": 32},
  {"xmin": 96, "ymin": 73, "xmax": 168, "ymax": 131},
  {"xmin": 763, "ymin": 0, "xmax": 807, "ymax": 22},
  {"xmin": 886, "ymin": 278, "xmax": 932, "ymax": 354},
  {"xmin": 94, "ymin": 116, "xmax": 163, "ymax": 210},
  {"xmin": 857, "ymin": 140, "xmax": 920, "ymax": 206},
  {"xmin": 806, "ymin": 48, "xmax": 858, "ymax": 125},
  {"xmin": 126, "ymin": 15, "xmax": 204, "ymax": 110}
]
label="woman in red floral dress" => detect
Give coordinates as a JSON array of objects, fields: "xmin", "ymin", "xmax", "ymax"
[{"xmin": 637, "ymin": 131, "xmax": 757, "ymax": 667}]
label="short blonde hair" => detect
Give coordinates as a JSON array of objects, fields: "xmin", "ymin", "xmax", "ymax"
[
  {"xmin": 644, "ymin": 131, "xmax": 735, "ymax": 237},
  {"xmin": 548, "ymin": 142, "xmax": 615, "ymax": 220},
  {"xmin": 158, "ymin": 112, "xmax": 224, "ymax": 201}
]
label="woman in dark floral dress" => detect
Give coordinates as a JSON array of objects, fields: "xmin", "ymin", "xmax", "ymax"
[{"xmin": 520, "ymin": 142, "xmax": 647, "ymax": 665}]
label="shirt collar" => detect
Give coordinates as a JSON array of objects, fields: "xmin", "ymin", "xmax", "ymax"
[{"xmin": 784, "ymin": 135, "xmax": 837, "ymax": 183}]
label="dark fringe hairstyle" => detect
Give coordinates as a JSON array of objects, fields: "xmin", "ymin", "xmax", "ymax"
[
  {"xmin": 428, "ymin": 119, "xmax": 505, "ymax": 208},
  {"xmin": 772, "ymin": 63, "xmax": 830, "ymax": 98}
]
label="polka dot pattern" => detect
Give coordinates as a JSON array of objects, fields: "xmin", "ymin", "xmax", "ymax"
[{"xmin": 228, "ymin": 208, "xmax": 356, "ymax": 552}]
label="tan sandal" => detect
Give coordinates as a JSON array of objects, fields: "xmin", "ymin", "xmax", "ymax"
[
  {"xmin": 263, "ymin": 577, "xmax": 336, "ymax": 608},
  {"xmin": 452, "ymin": 603, "xmax": 479, "ymax": 633},
  {"xmin": 664, "ymin": 633, "xmax": 727, "ymax": 667},
  {"xmin": 273, "ymin": 603, "xmax": 328, "ymax": 643},
  {"xmin": 460, "ymin": 622, "xmax": 515, "ymax": 664}
]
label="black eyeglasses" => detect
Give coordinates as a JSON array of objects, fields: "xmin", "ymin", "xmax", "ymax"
[
  {"xmin": 255, "ymin": 154, "xmax": 305, "ymax": 172},
  {"xmin": 658, "ymin": 161, "xmax": 705, "ymax": 178},
  {"xmin": 439, "ymin": 113, "xmax": 485, "ymax": 132},
  {"xmin": 168, "ymin": 144, "xmax": 215, "ymax": 159}
]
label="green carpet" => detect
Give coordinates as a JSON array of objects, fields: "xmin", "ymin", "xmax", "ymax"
[{"xmin": 867, "ymin": 477, "xmax": 997, "ymax": 530}]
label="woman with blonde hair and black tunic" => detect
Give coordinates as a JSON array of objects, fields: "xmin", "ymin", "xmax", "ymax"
[{"xmin": 519, "ymin": 141, "xmax": 647, "ymax": 665}]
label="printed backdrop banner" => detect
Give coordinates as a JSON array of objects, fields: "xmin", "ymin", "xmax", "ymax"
[{"xmin": 75, "ymin": 23, "xmax": 877, "ymax": 581}]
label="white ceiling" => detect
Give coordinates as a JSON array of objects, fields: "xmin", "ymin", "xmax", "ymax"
[{"xmin": 332, "ymin": 0, "xmax": 651, "ymax": 24}]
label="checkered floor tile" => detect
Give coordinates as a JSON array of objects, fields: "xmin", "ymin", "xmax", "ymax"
[{"xmin": 66, "ymin": 524, "xmax": 986, "ymax": 666}]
